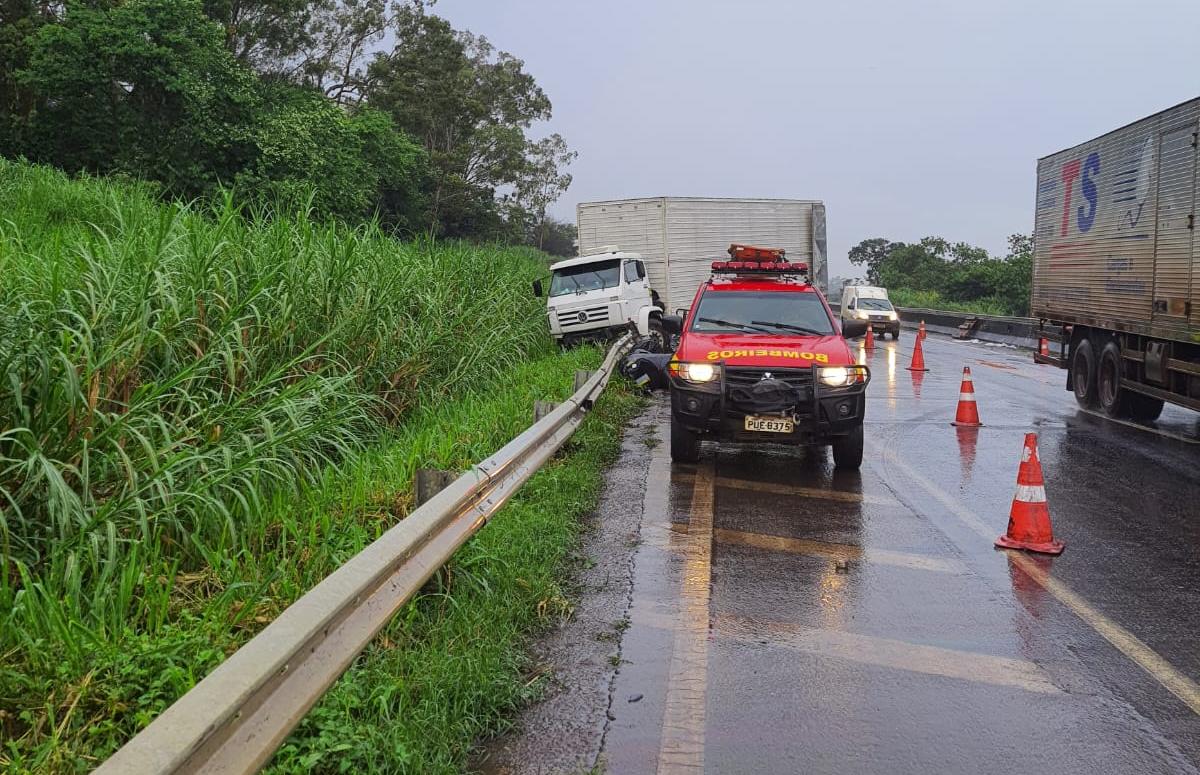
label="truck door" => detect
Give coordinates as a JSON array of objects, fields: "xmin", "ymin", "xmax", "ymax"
[
  {"xmin": 1151, "ymin": 124, "xmax": 1197, "ymax": 328},
  {"xmin": 623, "ymin": 260, "xmax": 652, "ymax": 316}
]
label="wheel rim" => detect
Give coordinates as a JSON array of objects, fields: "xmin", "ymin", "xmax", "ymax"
[
  {"xmin": 1099, "ymin": 353, "xmax": 1118, "ymax": 408},
  {"xmin": 1073, "ymin": 350, "xmax": 1091, "ymax": 398}
]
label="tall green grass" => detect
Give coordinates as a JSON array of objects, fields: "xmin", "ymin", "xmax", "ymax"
[
  {"xmin": 887, "ymin": 288, "xmax": 1015, "ymax": 317},
  {"xmin": 0, "ymin": 160, "xmax": 614, "ymax": 771}
]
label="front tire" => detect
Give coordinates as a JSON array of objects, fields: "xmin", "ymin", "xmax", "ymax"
[
  {"xmin": 670, "ymin": 415, "xmax": 701, "ymax": 462},
  {"xmin": 1097, "ymin": 340, "xmax": 1129, "ymax": 418},
  {"xmin": 646, "ymin": 318, "xmax": 668, "ymax": 353},
  {"xmin": 1071, "ymin": 337, "xmax": 1098, "ymax": 408},
  {"xmin": 831, "ymin": 424, "xmax": 864, "ymax": 469}
]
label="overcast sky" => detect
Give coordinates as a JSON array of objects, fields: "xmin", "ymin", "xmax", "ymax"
[{"xmin": 434, "ymin": 0, "xmax": 1199, "ymax": 278}]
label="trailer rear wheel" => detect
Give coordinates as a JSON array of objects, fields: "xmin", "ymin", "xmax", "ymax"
[
  {"xmin": 1097, "ymin": 340, "xmax": 1130, "ymax": 418},
  {"xmin": 1129, "ymin": 392, "xmax": 1165, "ymax": 422},
  {"xmin": 1071, "ymin": 338, "xmax": 1099, "ymax": 408}
]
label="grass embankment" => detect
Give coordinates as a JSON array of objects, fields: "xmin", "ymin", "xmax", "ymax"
[
  {"xmin": 887, "ymin": 288, "xmax": 1017, "ymax": 317},
  {"xmin": 0, "ymin": 160, "xmax": 640, "ymax": 772}
]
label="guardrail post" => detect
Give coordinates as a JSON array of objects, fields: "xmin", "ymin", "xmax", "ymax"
[
  {"xmin": 574, "ymin": 369, "xmax": 596, "ymax": 392},
  {"xmin": 414, "ymin": 468, "xmax": 457, "ymax": 507},
  {"xmin": 533, "ymin": 400, "xmax": 559, "ymax": 421}
]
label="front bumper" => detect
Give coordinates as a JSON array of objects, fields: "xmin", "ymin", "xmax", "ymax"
[{"xmin": 670, "ymin": 365, "xmax": 868, "ymax": 445}]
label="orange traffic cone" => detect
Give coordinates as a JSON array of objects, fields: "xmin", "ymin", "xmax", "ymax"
[
  {"xmin": 951, "ymin": 366, "xmax": 982, "ymax": 426},
  {"xmin": 865, "ymin": 326, "xmax": 875, "ymax": 351},
  {"xmin": 918, "ymin": 320, "xmax": 927, "ymax": 341},
  {"xmin": 1039, "ymin": 338, "xmax": 1049, "ymax": 357},
  {"xmin": 906, "ymin": 334, "xmax": 929, "ymax": 372},
  {"xmin": 995, "ymin": 433, "xmax": 1064, "ymax": 555}
]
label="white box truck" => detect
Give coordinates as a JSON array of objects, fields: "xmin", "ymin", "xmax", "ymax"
[
  {"xmin": 1032, "ymin": 97, "xmax": 1200, "ymax": 418},
  {"xmin": 577, "ymin": 197, "xmax": 827, "ymax": 311},
  {"xmin": 539, "ymin": 197, "xmax": 827, "ymax": 350}
]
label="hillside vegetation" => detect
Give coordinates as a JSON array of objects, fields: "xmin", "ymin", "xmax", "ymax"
[{"xmin": 0, "ymin": 161, "xmax": 632, "ymax": 772}]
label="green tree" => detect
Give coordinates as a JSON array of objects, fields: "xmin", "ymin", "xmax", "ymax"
[
  {"xmin": 366, "ymin": 8, "xmax": 556, "ymax": 236},
  {"xmin": 201, "ymin": 0, "xmax": 406, "ymax": 103},
  {"xmin": 16, "ymin": 0, "xmax": 260, "ymax": 197},
  {"xmin": 847, "ymin": 237, "xmax": 900, "ymax": 284},
  {"xmin": 233, "ymin": 85, "xmax": 425, "ymax": 225},
  {"xmin": 514, "ymin": 133, "xmax": 576, "ymax": 250},
  {"xmin": 536, "ymin": 216, "xmax": 577, "ymax": 258}
]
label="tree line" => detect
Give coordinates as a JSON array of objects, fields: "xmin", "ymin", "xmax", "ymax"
[
  {"xmin": 0, "ymin": 0, "xmax": 578, "ymax": 252},
  {"xmin": 846, "ymin": 234, "xmax": 1033, "ymax": 316}
]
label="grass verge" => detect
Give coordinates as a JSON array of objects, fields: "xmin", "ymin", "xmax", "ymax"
[
  {"xmin": 1, "ymin": 346, "xmax": 641, "ymax": 772},
  {"xmin": 0, "ymin": 160, "xmax": 643, "ymax": 772}
]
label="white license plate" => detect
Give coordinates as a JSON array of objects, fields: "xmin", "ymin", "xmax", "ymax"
[{"xmin": 744, "ymin": 415, "xmax": 794, "ymax": 433}]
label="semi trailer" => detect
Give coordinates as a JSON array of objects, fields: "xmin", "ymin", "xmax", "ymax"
[{"xmin": 1033, "ymin": 98, "xmax": 1200, "ymax": 418}]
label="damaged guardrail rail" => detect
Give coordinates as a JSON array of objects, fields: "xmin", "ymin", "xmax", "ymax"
[{"xmin": 95, "ymin": 337, "xmax": 632, "ymax": 775}]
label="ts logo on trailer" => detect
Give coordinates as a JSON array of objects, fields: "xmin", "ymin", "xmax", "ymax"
[{"xmin": 1060, "ymin": 151, "xmax": 1100, "ymax": 236}]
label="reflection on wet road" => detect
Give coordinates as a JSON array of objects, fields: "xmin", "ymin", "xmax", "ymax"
[{"xmin": 604, "ymin": 334, "xmax": 1200, "ymax": 774}]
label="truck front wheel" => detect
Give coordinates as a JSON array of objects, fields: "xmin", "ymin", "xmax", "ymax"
[
  {"xmin": 1071, "ymin": 338, "xmax": 1098, "ymax": 408},
  {"xmin": 670, "ymin": 415, "xmax": 701, "ymax": 463},
  {"xmin": 1097, "ymin": 340, "xmax": 1129, "ymax": 418},
  {"xmin": 647, "ymin": 318, "xmax": 668, "ymax": 353},
  {"xmin": 830, "ymin": 424, "xmax": 864, "ymax": 469}
]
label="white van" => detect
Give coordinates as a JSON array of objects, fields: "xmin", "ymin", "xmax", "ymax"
[{"xmin": 841, "ymin": 286, "xmax": 900, "ymax": 338}]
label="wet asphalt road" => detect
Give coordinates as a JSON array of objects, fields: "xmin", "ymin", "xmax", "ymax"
[{"xmin": 483, "ymin": 332, "xmax": 1200, "ymax": 774}]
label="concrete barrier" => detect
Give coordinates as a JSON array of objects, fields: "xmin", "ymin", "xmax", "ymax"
[{"xmin": 830, "ymin": 303, "xmax": 1038, "ymax": 349}]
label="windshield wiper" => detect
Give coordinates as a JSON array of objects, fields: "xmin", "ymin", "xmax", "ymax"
[
  {"xmin": 697, "ymin": 317, "xmax": 773, "ymax": 333},
  {"xmin": 750, "ymin": 320, "xmax": 827, "ymax": 335}
]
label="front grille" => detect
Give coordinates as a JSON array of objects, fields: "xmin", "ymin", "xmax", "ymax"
[
  {"xmin": 724, "ymin": 367, "xmax": 814, "ymax": 414},
  {"xmin": 556, "ymin": 304, "xmax": 610, "ymax": 327},
  {"xmin": 724, "ymin": 367, "xmax": 813, "ymax": 391}
]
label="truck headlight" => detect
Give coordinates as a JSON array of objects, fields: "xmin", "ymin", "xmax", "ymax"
[
  {"xmin": 819, "ymin": 365, "xmax": 869, "ymax": 387},
  {"xmin": 887, "ymin": 311, "xmax": 898, "ymax": 321},
  {"xmin": 856, "ymin": 310, "xmax": 870, "ymax": 320},
  {"xmin": 669, "ymin": 360, "xmax": 720, "ymax": 383}
]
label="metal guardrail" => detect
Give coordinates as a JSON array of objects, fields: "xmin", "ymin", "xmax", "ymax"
[{"xmin": 95, "ymin": 337, "xmax": 632, "ymax": 775}]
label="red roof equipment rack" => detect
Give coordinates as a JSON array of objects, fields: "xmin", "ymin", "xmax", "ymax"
[{"xmin": 711, "ymin": 243, "xmax": 808, "ymax": 276}]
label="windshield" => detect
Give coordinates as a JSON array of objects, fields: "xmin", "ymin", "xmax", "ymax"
[
  {"xmin": 691, "ymin": 291, "xmax": 835, "ymax": 335},
  {"xmin": 549, "ymin": 259, "xmax": 621, "ymax": 297},
  {"xmin": 857, "ymin": 297, "xmax": 894, "ymax": 311}
]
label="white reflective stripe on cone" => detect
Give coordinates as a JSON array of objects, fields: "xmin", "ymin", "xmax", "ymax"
[
  {"xmin": 958, "ymin": 393, "xmax": 976, "ymax": 401},
  {"xmin": 1014, "ymin": 484, "xmax": 1047, "ymax": 503}
]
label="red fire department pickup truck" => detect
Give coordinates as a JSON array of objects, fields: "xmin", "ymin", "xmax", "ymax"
[{"xmin": 663, "ymin": 245, "xmax": 870, "ymax": 468}]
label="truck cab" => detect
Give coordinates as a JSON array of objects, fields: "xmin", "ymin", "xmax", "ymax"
[
  {"xmin": 539, "ymin": 247, "xmax": 667, "ymax": 350},
  {"xmin": 668, "ymin": 245, "xmax": 870, "ymax": 468}
]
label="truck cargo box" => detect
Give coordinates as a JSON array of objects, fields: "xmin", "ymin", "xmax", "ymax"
[
  {"xmin": 577, "ymin": 197, "xmax": 827, "ymax": 311},
  {"xmin": 1032, "ymin": 98, "xmax": 1200, "ymax": 343}
]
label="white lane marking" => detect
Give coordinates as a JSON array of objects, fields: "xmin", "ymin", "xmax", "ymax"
[
  {"xmin": 715, "ymin": 613, "xmax": 1061, "ymax": 695},
  {"xmin": 673, "ymin": 472, "xmax": 899, "ymax": 506},
  {"xmin": 656, "ymin": 459, "xmax": 715, "ymax": 773},
  {"xmin": 632, "ymin": 609, "xmax": 1060, "ymax": 696},
  {"xmin": 713, "ymin": 527, "xmax": 966, "ymax": 575},
  {"xmin": 871, "ymin": 441, "xmax": 1200, "ymax": 716}
]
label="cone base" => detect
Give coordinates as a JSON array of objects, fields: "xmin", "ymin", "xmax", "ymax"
[
  {"xmin": 994, "ymin": 534, "xmax": 1064, "ymax": 555},
  {"xmin": 951, "ymin": 420, "xmax": 982, "ymax": 427}
]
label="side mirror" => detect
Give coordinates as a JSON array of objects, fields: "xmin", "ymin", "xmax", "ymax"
[
  {"xmin": 660, "ymin": 314, "xmax": 684, "ymax": 335},
  {"xmin": 532, "ymin": 279, "xmax": 543, "ymax": 298},
  {"xmin": 841, "ymin": 319, "xmax": 868, "ymax": 339}
]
